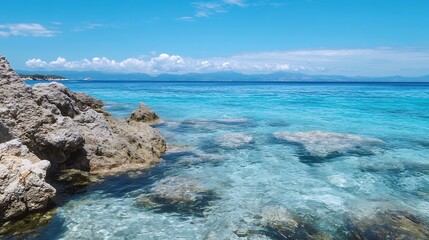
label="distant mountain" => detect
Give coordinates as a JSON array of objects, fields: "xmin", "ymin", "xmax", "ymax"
[{"xmin": 16, "ymin": 70, "xmax": 429, "ymax": 82}]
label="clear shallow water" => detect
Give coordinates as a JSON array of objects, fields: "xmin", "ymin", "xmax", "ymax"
[{"xmin": 22, "ymin": 81, "xmax": 429, "ymax": 239}]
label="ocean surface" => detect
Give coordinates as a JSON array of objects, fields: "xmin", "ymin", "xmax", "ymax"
[{"xmin": 20, "ymin": 81, "xmax": 429, "ymax": 239}]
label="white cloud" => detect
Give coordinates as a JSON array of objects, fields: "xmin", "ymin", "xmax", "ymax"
[
  {"xmin": 190, "ymin": 0, "xmax": 281, "ymax": 18},
  {"xmin": 25, "ymin": 48, "xmax": 429, "ymax": 76},
  {"xmin": 73, "ymin": 23, "xmax": 113, "ymax": 32},
  {"xmin": 193, "ymin": 2, "xmax": 226, "ymax": 17},
  {"xmin": 224, "ymin": 0, "xmax": 247, "ymax": 7},
  {"xmin": 0, "ymin": 23, "xmax": 56, "ymax": 37},
  {"xmin": 177, "ymin": 16, "xmax": 195, "ymax": 22}
]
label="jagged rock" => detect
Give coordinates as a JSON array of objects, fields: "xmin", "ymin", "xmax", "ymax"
[
  {"xmin": 274, "ymin": 131, "xmax": 384, "ymax": 160},
  {"xmin": 127, "ymin": 102, "xmax": 160, "ymax": 123},
  {"xmin": 0, "ymin": 140, "xmax": 55, "ymax": 222},
  {"xmin": 0, "ymin": 55, "xmax": 166, "ymax": 174},
  {"xmin": 0, "ymin": 55, "xmax": 166, "ymax": 222}
]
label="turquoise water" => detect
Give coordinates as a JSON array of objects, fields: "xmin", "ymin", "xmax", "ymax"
[{"xmin": 23, "ymin": 81, "xmax": 429, "ymax": 239}]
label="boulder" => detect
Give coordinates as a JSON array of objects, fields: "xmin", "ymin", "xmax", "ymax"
[
  {"xmin": 0, "ymin": 140, "xmax": 55, "ymax": 222},
  {"xmin": 127, "ymin": 102, "xmax": 160, "ymax": 124}
]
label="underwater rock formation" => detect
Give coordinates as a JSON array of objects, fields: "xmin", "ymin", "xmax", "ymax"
[
  {"xmin": 274, "ymin": 130, "xmax": 384, "ymax": 160},
  {"xmin": 216, "ymin": 132, "xmax": 254, "ymax": 148},
  {"xmin": 137, "ymin": 176, "xmax": 217, "ymax": 216},
  {"xmin": 345, "ymin": 210, "xmax": 429, "ymax": 240}
]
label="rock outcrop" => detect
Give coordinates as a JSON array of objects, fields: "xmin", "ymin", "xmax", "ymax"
[
  {"xmin": 0, "ymin": 140, "xmax": 55, "ymax": 222},
  {"xmin": 0, "ymin": 55, "xmax": 166, "ymax": 222},
  {"xmin": 127, "ymin": 103, "xmax": 160, "ymax": 124}
]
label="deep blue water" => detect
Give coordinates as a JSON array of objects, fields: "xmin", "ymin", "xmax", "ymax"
[{"xmin": 23, "ymin": 81, "xmax": 429, "ymax": 239}]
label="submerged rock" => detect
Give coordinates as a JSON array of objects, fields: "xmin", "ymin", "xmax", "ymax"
[
  {"xmin": 127, "ymin": 102, "xmax": 160, "ymax": 124},
  {"xmin": 257, "ymin": 206, "xmax": 330, "ymax": 240},
  {"xmin": 0, "ymin": 55, "xmax": 166, "ymax": 222},
  {"xmin": 136, "ymin": 176, "xmax": 218, "ymax": 216},
  {"xmin": 345, "ymin": 210, "xmax": 429, "ymax": 240},
  {"xmin": 0, "ymin": 208, "xmax": 57, "ymax": 238},
  {"xmin": 217, "ymin": 132, "xmax": 254, "ymax": 148},
  {"xmin": 274, "ymin": 131, "xmax": 384, "ymax": 161}
]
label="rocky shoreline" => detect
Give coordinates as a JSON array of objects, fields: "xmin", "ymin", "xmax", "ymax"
[{"xmin": 0, "ymin": 56, "xmax": 166, "ymax": 224}]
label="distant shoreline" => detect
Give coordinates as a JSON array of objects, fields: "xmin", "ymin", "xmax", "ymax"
[
  {"xmin": 19, "ymin": 74, "xmax": 67, "ymax": 81},
  {"xmin": 24, "ymin": 79, "xmax": 429, "ymax": 85}
]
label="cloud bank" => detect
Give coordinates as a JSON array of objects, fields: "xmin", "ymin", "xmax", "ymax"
[
  {"xmin": 25, "ymin": 48, "xmax": 429, "ymax": 76},
  {"xmin": 0, "ymin": 23, "xmax": 56, "ymax": 37}
]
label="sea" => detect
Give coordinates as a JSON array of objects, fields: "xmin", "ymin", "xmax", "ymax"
[{"xmin": 17, "ymin": 81, "xmax": 429, "ymax": 239}]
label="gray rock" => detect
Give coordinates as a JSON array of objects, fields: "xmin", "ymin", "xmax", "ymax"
[
  {"xmin": 127, "ymin": 102, "xmax": 160, "ymax": 124},
  {"xmin": 0, "ymin": 122, "xmax": 12, "ymax": 143},
  {"xmin": 0, "ymin": 55, "xmax": 166, "ymax": 222},
  {"xmin": 0, "ymin": 140, "xmax": 55, "ymax": 222}
]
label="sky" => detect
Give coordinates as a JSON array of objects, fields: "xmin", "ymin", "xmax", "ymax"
[{"xmin": 1, "ymin": 0, "xmax": 429, "ymax": 76}]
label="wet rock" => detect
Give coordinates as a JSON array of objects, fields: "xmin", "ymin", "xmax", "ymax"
[
  {"xmin": 56, "ymin": 169, "xmax": 100, "ymax": 186},
  {"xmin": 166, "ymin": 144, "xmax": 195, "ymax": 153},
  {"xmin": 217, "ymin": 132, "xmax": 254, "ymax": 148},
  {"xmin": 274, "ymin": 131, "xmax": 384, "ymax": 161},
  {"xmin": 345, "ymin": 210, "xmax": 429, "ymax": 240},
  {"xmin": 136, "ymin": 176, "xmax": 218, "ymax": 216},
  {"xmin": 257, "ymin": 206, "xmax": 331, "ymax": 240},
  {"xmin": 0, "ymin": 140, "xmax": 56, "ymax": 222},
  {"xmin": 178, "ymin": 118, "xmax": 255, "ymax": 132},
  {"xmin": 0, "ymin": 208, "xmax": 57, "ymax": 238},
  {"xmin": 127, "ymin": 102, "xmax": 160, "ymax": 124}
]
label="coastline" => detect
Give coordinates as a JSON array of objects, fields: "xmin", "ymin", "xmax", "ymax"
[{"xmin": 0, "ymin": 55, "xmax": 166, "ymax": 228}]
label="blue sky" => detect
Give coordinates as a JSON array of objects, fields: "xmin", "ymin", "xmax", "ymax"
[{"xmin": 1, "ymin": 0, "xmax": 429, "ymax": 76}]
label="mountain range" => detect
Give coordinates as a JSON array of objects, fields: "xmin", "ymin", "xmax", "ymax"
[{"xmin": 16, "ymin": 70, "xmax": 429, "ymax": 82}]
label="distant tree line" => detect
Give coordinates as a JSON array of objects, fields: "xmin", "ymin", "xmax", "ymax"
[{"xmin": 19, "ymin": 74, "xmax": 67, "ymax": 80}]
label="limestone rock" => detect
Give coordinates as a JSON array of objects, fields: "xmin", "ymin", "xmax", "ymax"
[
  {"xmin": 0, "ymin": 55, "xmax": 166, "ymax": 222},
  {"xmin": 0, "ymin": 140, "xmax": 55, "ymax": 222},
  {"xmin": 127, "ymin": 102, "xmax": 160, "ymax": 124},
  {"xmin": 0, "ymin": 55, "xmax": 166, "ymax": 174}
]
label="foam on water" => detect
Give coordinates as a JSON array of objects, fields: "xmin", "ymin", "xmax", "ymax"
[{"xmin": 21, "ymin": 81, "xmax": 429, "ymax": 239}]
